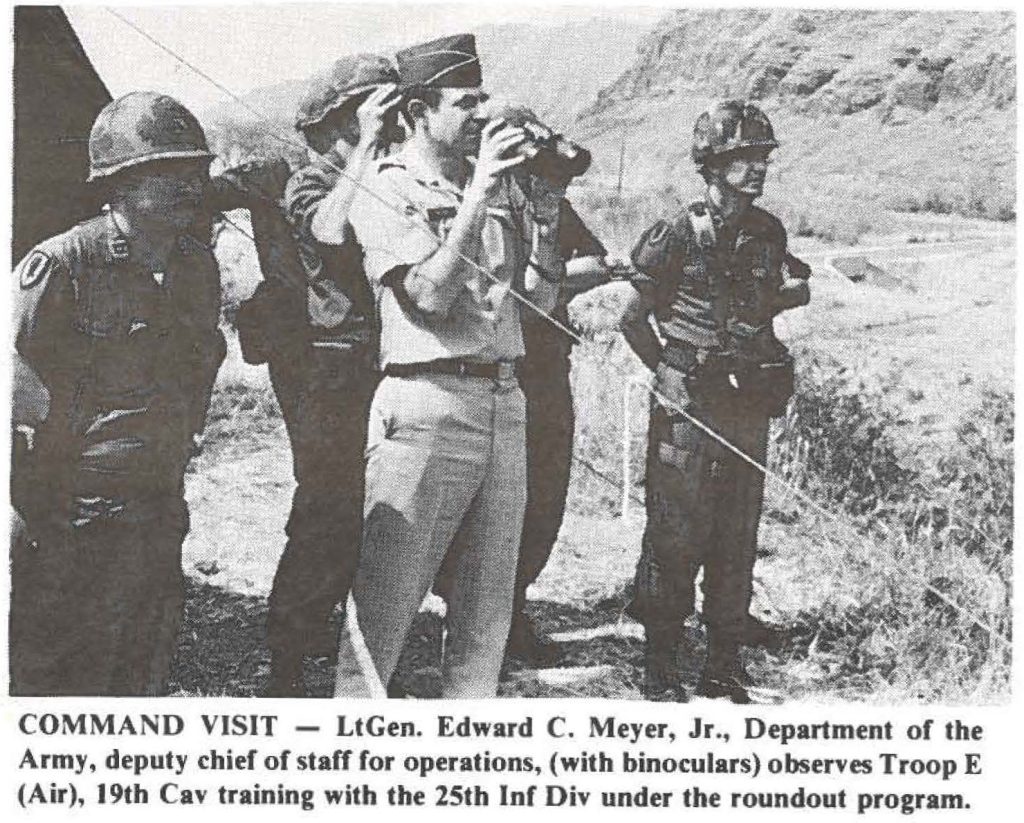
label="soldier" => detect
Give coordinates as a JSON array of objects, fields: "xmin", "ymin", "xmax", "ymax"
[
  {"xmin": 10, "ymin": 93, "xmax": 226, "ymax": 695},
  {"xmin": 206, "ymin": 55, "xmax": 400, "ymax": 696},
  {"xmin": 620, "ymin": 101, "xmax": 811, "ymax": 702},
  {"xmin": 510, "ymin": 199, "xmax": 641, "ymax": 662},
  {"xmin": 340, "ymin": 34, "xmax": 566, "ymax": 697}
]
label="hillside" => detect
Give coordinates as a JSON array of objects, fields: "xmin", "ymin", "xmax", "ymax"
[{"xmin": 574, "ymin": 9, "xmax": 1016, "ymax": 221}]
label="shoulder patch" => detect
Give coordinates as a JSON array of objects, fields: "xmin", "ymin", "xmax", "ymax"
[{"xmin": 19, "ymin": 250, "xmax": 52, "ymax": 290}]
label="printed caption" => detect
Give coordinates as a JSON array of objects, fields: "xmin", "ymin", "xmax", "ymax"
[{"xmin": 12, "ymin": 708, "xmax": 988, "ymax": 815}]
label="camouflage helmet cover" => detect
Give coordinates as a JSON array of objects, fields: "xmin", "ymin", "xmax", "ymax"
[
  {"xmin": 692, "ymin": 100, "xmax": 778, "ymax": 166},
  {"xmin": 295, "ymin": 53, "xmax": 399, "ymax": 130},
  {"xmin": 88, "ymin": 92, "xmax": 212, "ymax": 181}
]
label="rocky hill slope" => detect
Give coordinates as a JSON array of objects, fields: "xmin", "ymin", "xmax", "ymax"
[{"xmin": 573, "ymin": 9, "xmax": 1015, "ymax": 221}]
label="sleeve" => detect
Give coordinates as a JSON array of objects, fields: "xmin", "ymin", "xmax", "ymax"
[
  {"xmin": 175, "ymin": 251, "xmax": 227, "ymax": 437},
  {"xmin": 12, "ymin": 248, "xmax": 75, "ymax": 373},
  {"xmin": 347, "ymin": 171, "xmax": 439, "ymax": 286},
  {"xmin": 559, "ymin": 200, "xmax": 606, "ymax": 259},
  {"xmin": 283, "ymin": 164, "xmax": 334, "ymax": 241},
  {"xmin": 629, "ymin": 216, "xmax": 688, "ymax": 293}
]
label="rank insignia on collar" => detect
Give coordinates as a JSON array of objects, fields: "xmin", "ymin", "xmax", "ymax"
[
  {"xmin": 152, "ymin": 271, "xmax": 165, "ymax": 286},
  {"xmin": 20, "ymin": 250, "xmax": 52, "ymax": 290},
  {"xmin": 110, "ymin": 237, "xmax": 130, "ymax": 260}
]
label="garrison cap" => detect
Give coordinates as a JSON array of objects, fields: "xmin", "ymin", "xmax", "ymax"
[
  {"xmin": 396, "ymin": 33, "xmax": 482, "ymax": 89},
  {"xmin": 295, "ymin": 54, "xmax": 399, "ymax": 130}
]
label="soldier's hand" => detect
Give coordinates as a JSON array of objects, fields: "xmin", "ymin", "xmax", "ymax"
[
  {"xmin": 776, "ymin": 278, "xmax": 811, "ymax": 310},
  {"xmin": 468, "ymin": 119, "xmax": 527, "ymax": 200},
  {"xmin": 783, "ymin": 252, "xmax": 812, "ymax": 280},
  {"xmin": 355, "ymin": 83, "xmax": 402, "ymax": 149},
  {"xmin": 603, "ymin": 252, "xmax": 638, "ymax": 280}
]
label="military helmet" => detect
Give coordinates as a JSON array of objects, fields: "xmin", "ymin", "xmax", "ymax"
[
  {"xmin": 691, "ymin": 100, "xmax": 778, "ymax": 167},
  {"xmin": 88, "ymin": 92, "xmax": 212, "ymax": 181},
  {"xmin": 295, "ymin": 54, "xmax": 398, "ymax": 130}
]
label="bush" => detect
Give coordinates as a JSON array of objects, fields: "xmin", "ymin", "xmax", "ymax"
[
  {"xmin": 767, "ymin": 359, "xmax": 1012, "ymax": 701},
  {"xmin": 776, "ymin": 359, "xmax": 916, "ymax": 518},
  {"xmin": 203, "ymin": 377, "xmax": 282, "ymax": 450}
]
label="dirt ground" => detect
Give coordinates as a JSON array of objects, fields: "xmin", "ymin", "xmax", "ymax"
[{"xmin": 169, "ymin": 218, "xmax": 1014, "ymax": 701}]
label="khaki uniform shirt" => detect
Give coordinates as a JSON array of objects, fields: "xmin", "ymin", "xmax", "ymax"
[{"xmin": 349, "ymin": 146, "xmax": 529, "ymax": 367}]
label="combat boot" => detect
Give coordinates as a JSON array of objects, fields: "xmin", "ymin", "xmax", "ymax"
[
  {"xmin": 741, "ymin": 613, "xmax": 790, "ymax": 650},
  {"xmin": 696, "ymin": 634, "xmax": 749, "ymax": 704},
  {"xmin": 642, "ymin": 627, "xmax": 688, "ymax": 702}
]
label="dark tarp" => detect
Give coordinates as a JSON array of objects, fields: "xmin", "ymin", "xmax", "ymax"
[{"xmin": 13, "ymin": 6, "xmax": 111, "ymax": 260}]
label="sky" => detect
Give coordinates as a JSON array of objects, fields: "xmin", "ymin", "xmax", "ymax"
[{"xmin": 65, "ymin": 2, "xmax": 667, "ymax": 113}]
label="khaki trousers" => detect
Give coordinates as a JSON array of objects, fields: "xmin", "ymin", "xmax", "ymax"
[{"xmin": 344, "ymin": 373, "xmax": 527, "ymax": 698}]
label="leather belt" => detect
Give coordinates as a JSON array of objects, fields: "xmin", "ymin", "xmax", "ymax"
[{"xmin": 383, "ymin": 358, "xmax": 519, "ymax": 381}]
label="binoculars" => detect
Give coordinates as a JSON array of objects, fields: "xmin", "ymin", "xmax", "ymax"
[{"xmin": 492, "ymin": 105, "xmax": 592, "ymax": 185}]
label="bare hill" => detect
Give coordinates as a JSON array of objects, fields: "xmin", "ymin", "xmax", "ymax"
[{"xmin": 574, "ymin": 9, "xmax": 1015, "ymax": 220}]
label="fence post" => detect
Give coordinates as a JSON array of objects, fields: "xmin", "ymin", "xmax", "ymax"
[{"xmin": 621, "ymin": 377, "xmax": 633, "ymax": 518}]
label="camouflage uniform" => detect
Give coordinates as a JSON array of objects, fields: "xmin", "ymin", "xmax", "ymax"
[
  {"xmin": 10, "ymin": 210, "xmax": 224, "ymax": 696},
  {"xmin": 625, "ymin": 97, "xmax": 816, "ymax": 702},
  {"xmin": 627, "ymin": 196, "xmax": 801, "ymax": 695}
]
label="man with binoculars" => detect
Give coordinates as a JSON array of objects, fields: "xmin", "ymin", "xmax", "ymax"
[{"xmin": 342, "ymin": 33, "xmax": 570, "ymax": 697}]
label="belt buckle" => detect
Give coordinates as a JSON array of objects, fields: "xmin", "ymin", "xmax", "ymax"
[{"xmin": 497, "ymin": 361, "xmax": 515, "ymax": 381}]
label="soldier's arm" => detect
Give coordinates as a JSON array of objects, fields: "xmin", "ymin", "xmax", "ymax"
[
  {"xmin": 401, "ymin": 186, "xmax": 489, "ymax": 317},
  {"xmin": 563, "ymin": 256, "xmax": 612, "ymax": 299},
  {"xmin": 309, "ymin": 146, "xmax": 379, "ymax": 246},
  {"xmin": 403, "ymin": 122, "xmax": 528, "ymax": 317},
  {"xmin": 312, "ymin": 85, "xmax": 402, "ymax": 245},
  {"xmin": 775, "ymin": 251, "xmax": 811, "ymax": 311},
  {"xmin": 11, "ymin": 249, "xmax": 74, "ymax": 426},
  {"xmin": 620, "ymin": 285, "xmax": 662, "ymax": 372},
  {"xmin": 618, "ymin": 217, "xmax": 689, "ymax": 371},
  {"xmin": 558, "ymin": 199, "xmax": 617, "ymax": 300}
]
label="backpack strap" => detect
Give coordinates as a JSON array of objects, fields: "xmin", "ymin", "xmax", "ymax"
[{"xmin": 684, "ymin": 201, "xmax": 731, "ymax": 350}]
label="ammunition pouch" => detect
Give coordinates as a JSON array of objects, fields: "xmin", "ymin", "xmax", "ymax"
[{"xmin": 236, "ymin": 281, "xmax": 306, "ymax": 365}]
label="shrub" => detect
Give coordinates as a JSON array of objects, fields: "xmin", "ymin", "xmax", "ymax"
[{"xmin": 766, "ymin": 359, "xmax": 1012, "ymax": 701}]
